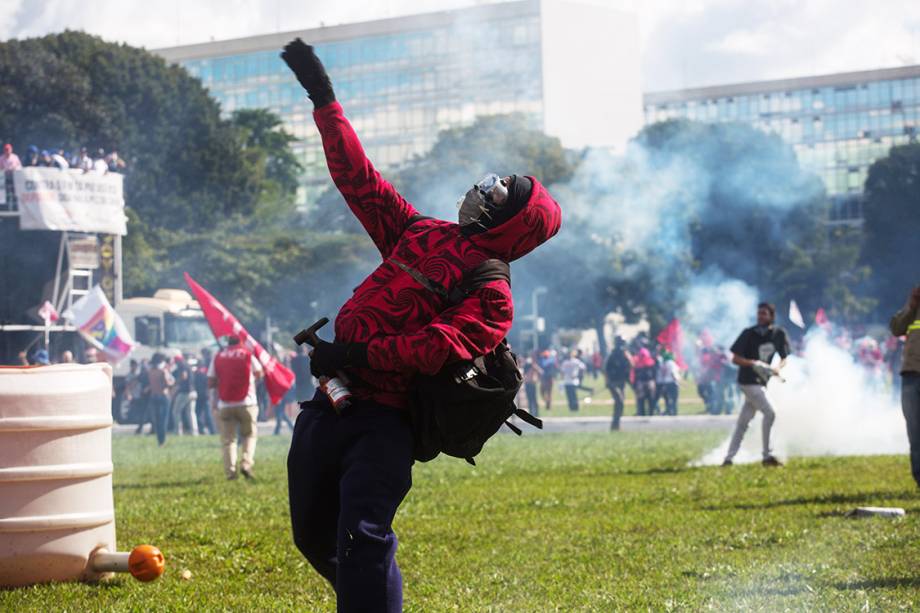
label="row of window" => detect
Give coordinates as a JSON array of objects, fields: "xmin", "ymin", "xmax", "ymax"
[
  {"xmin": 183, "ymin": 19, "xmax": 541, "ymax": 84},
  {"xmin": 190, "ymin": 51, "xmax": 541, "ymax": 117},
  {"xmin": 648, "ymin": 76, "xmax": 920, "ymax": 117}
]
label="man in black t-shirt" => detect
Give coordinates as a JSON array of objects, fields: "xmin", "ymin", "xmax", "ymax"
[
  {"xmin": 722, "ymin": 302, "xmax": 790, "ymax": 467},
  {"xmin": 604, "ymin": 336, "xmax": 632, "ymax": 430}
]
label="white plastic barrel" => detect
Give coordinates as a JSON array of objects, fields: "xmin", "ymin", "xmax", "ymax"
[{"xmin": 0, "ymin": 363, "xmax": 116, "ymax": 587}]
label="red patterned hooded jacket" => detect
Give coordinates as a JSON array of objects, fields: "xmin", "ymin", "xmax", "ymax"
[{"xmin": 316, "ymin": 101, "xmax": 562, "ymax": 408}]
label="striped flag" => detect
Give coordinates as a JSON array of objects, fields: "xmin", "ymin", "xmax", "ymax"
[{"xmin": 63, "ymin": 285, "xmax": 135, "ymax": 363}]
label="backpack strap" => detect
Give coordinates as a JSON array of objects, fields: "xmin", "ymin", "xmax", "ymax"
[
  {"xmin": 393, "ymin": 260, "xmax": 448, "ymax": 300},
  {"xmin": 513, "ymin": 408, "xmax": 544, "ymax": 430},
  {"xmin": 504, "ymin": 420, "xmax": 523, "ymax": 436},
  {"xmin": 404, "ymin": 214, "xmax": 434, "ymax": 231},
  {"xmin": 448, "ymin": 259, "xmax": 510, "ymax": 306}
]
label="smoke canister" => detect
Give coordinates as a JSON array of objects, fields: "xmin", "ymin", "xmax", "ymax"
[{"xmin": 321, "ymin": 376, "xmax": 352, "ymax": 412}]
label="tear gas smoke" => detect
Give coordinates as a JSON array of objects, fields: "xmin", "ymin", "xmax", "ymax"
[
  {"xmin": 696, "ymin": 330, "xmax": 907, "ymax": 465},
  {"xmin": 681, "ymin": 270, "xmax": 759, "ymax": 348}
]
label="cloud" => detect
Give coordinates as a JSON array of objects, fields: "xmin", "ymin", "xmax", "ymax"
[
  {"xmin": 0, "ymin": 0, "xmax": 477, "ymax": 49},
  {"xmin": 641, "ymin": 0, "xmax": 920, "ymax": 90}
]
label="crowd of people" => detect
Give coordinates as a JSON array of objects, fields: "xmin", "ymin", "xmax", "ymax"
[
  {"xmin": 516, "ymin": 319, "xmax": 905, "ymax": 432},
  {"xmin": 119, "ymin": 343, "xmax": 316, "ymax": 447},
  {"xmin": 0, "ymin": 142, "xmax": 126, "ymax": 173},
  {"xmin": 15, "ymin": 346, "xmax": 100, "ymax": 367},
  {"xmin": 519, "ymin": 336, "xmax": 688, "ymax": 427}
]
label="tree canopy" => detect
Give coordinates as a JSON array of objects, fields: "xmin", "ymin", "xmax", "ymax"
[{"xmin": 862, "ymin": 142, "xmax": 920, "ymax": 315}]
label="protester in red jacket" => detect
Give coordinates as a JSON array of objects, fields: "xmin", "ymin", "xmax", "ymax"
[{"xmin": 282, "ymin": 39, "xmax": 561, "ymax": 612}]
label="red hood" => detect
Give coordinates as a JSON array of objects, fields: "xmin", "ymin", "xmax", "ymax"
[{"xmin": 467, "ymin": 176, "xmax": 562, "ymax": 262}]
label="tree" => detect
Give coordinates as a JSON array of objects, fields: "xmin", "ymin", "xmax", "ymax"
[
  {"xmin": 636, "ymin": 119, "xmax": 828, "ymax": 294},
  {"xmin": 393, "ymin": 113, "xmax": 576, "ymax": 219},
  {"xmin": 625, "ymin": 119, "xmax": 870, "ymax": 329},
  {"xmin": 231, "ymin": 108, "xmax": 302, "ymax": 217},
  {"xmin": 862, "ymin": 142, "xmax": 920, "ymax": 315},
  {"xmin": 771, "ymin": 225, "xmax": 874, "ymax": 323},
  {"xmin": 144, "ymin": 218, "xmax": 377, "ymax": 336}
]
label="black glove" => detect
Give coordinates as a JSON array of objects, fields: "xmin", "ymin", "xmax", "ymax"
[
  {"xmin": 310, "ymin": 341, "xmax": 369, "ymax": 378},
  {"xmin": 281, "ymin": 38, "xmax": 335, "ymax": 108}
]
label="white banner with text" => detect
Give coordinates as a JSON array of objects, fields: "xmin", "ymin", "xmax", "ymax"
[{"xmin": 14, "ymin": 167, "xmax": 127, "ymax": 235}]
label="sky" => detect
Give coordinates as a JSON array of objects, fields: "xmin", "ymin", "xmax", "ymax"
[{"xmin": 1, "ymin": 0, "xmax": 918, "ymax": 91}]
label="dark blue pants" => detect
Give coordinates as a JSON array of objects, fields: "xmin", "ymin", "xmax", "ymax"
[
  {"xmin": 901, "ymin": 373, "xmax": 920, "ymax": 487},
  {"xmin": 609, "ymin": 382, "xmax": 625, "ymax": 430},
  {"xmin": 660, "ymin": 382, "xmax": 679, "ymax": 416},
  {"xmin": 288, "ymin": 394, "xmax": 413, "ymax": 613},
  {"xmin": 196, "ymin": 393, "xmax": 216, "ymax": 434},
  {"xmin": 564, "ymin": 384, "xmax": 579, "ymax": 411},
  {"xmin": 274, "ymin": 402, "xmax": 295, "ymax": 434},
  {"xmin": 152, "ymin": 395, "xmax": 170, "ymax": 446},
  {"xmin": 524, "ymin": 382, "xmax": 539, "ymax": 417}
]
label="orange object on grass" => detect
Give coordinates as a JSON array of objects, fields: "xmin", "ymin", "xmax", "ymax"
[{"xmin": 128, "ymin": 545, "xmax": 165, "ymax": 582}]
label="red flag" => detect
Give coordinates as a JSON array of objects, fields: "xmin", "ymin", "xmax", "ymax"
[
  {"xmin": 656, "ymin": 318, "xmax": 687, "ymax": 370},
  {"xmin": 815, "ymin": 307, "xmax": 830, "ymax": 328},
  {"xmin": 184, "ymin": 272, "xmax": 294, "ymax": 406},
  {"xmin": 38, "ymin": 300, "xmax": 59, "ymax": 324}
]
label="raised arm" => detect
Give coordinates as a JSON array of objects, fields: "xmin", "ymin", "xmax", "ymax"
[
  {"xmin": 313, "ymin": 103, "xmax": 418, "ymax": 257},
  {"xmin": 282, "ymin": 39, "xmax": 417, "ymax": 258}
]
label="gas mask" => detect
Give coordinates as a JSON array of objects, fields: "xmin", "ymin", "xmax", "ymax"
[{"xmin": 457, "ymin": 174, "xmax": 509, "ymax": 228}]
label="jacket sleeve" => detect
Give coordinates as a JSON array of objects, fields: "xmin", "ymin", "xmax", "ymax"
[
  {"xmin": 314, "ymin": 101, "xmax": 419, "ymax": 258},
  {"xmin": 365, "ymin": 280, "xmax": 513, "ymax": 375},
  {"xmin": 891, "ymin": 305, "xmax": 918, "ymax": 337}
]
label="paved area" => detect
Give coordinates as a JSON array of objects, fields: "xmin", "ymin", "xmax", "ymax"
[
  {"xmin": 114, "ymin": 413, "xmax": 737, "ymax": 437},
  {"xmin": 534, "ymin": 413, "xmax": 736, "ymax": 434}
]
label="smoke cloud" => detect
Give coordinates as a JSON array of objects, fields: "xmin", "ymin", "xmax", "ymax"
[
  {"xmin": 696, "ymin": 330, "xmax": 906, "ymax": 465},
  {"xmin": 510, "ymin": 118, "xmax": 825, "ymax": 348}
]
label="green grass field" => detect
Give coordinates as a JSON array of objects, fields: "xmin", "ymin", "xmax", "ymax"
[{"xmin": 3, "ymin": 428, "xmax": 920, "ymax": 611}]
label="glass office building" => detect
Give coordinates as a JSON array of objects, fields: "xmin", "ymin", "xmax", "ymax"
[
  {"xmin": 644, "ymin": 65, "xmax": 920, "ymax": 224},
  {"xmin": 156, "ymin": 0, "xmax": 642, "ymax": 208}
]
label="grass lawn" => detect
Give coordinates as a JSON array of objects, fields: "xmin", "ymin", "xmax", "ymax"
[{"xmin": 3, "ymin": 429, "xmax": 919, "ymax": 611}]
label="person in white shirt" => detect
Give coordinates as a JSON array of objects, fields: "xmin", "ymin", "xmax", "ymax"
[
  {"xmin": 73, "ymin": 147, "xmax": 93, "ymax": 172},
  {"xmin": 92, "ymin": 149, "xmax": 108, "ymax": 175},
  {"xmin": 655, "ymin": 350, "xmax": 682, "ymax": 416},
  {"xmin": 560, "ymin": 350, "xmax": 587, "ymax": 412},
  {"xmin": 51, "ymin": 149, "xmax": 70, "ymax": 170}
]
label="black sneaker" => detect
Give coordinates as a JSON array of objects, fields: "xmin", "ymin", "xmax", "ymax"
[
  {"xmin": 762, "ymin": 456, "xmax": 783, "ymax": 467},
  {"xmin": 721, "ymin": 459, "xmax": 733, "ymax": 467},
  {"xmin": 227, "ymin": 473, "xmax": 238, "ymax": 481},
  {"xmin": 241, "ymin": 468, "xmax": 255, "ymax": 480}
]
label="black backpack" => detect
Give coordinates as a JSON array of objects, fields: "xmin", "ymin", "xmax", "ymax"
[{"xmin": 402, "ymin": 217, "xmax": 543, "ymax": 465}]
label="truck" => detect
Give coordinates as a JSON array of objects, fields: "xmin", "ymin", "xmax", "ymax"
[
  {"xmin": 110, "ymin": 288, "xmax": 217, "ymax": 424},
  {"xmin": 114, "ymin": 288, "xmax": 216, "ymax": 378}
]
